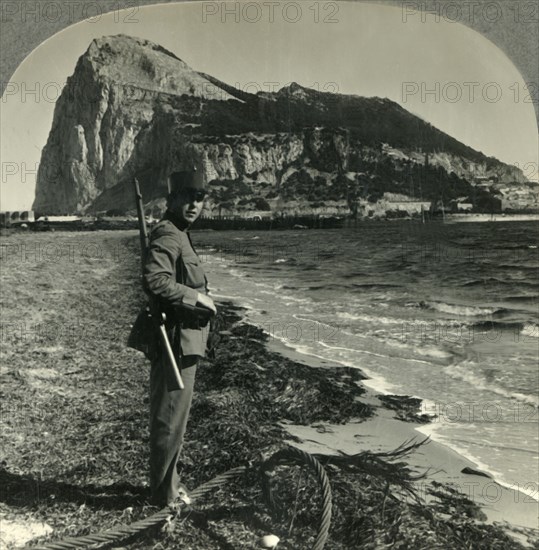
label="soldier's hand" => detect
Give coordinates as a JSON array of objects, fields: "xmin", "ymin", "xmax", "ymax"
[{"xmin": 196, "ymin": 293, "xmax": 217, "ymax": 316}]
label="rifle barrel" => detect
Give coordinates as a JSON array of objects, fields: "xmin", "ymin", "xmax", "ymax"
[{"xmin": 134, "ymin": 177, "xmax": 149, "ymax": 269}]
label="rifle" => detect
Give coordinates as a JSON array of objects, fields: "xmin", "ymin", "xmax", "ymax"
[{"xmin": 134, "ymin": 177, "xmax": 185, "ymax": 390}]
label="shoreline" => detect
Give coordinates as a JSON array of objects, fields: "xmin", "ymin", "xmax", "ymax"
[
  {"xmin": 444, "ymin": 213, "xmax": 539, "ymax": 223},
  {"xmin": 212, "ymin": 293, "xmax": 538, "ymax": 537}
]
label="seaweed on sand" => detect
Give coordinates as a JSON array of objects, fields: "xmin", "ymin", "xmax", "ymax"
[{"xmin": 378, "ymin": 394, "xmax": 434, "ymax": 423}]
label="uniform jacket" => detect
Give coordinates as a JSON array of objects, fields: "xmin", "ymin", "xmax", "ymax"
[{"xmin": 143, "ymin": 210, "xmax": 210, "ymax": 358}]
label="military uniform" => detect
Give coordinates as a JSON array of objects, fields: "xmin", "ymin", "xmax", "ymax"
[{"xmin": 143, "ymin": 209, "xmax": 210, "ymax": 506}]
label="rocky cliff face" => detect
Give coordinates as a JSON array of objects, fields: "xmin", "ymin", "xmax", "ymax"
[{"xmin": 33, "ymin": 34, "xmax": 532, "ymax": 215}]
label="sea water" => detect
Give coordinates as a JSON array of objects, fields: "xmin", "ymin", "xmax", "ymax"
[{"xmin": 194, "ymin": 220, "xmax": 539, "ymax": 498}]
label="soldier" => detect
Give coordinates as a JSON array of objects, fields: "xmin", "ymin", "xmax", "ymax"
[{"xmin": 143, "ymin": 169, "xmax": 216, "ymax": 507}]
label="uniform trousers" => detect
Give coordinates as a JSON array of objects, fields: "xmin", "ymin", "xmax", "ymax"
[{"xmin": 149, "ymin": 348, "xmax": 199, "ymax": 506}]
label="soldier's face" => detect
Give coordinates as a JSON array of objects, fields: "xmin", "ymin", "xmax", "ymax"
[{"xmin": 168, "ymin": 188, "xmax": 206, "ymax": 224}]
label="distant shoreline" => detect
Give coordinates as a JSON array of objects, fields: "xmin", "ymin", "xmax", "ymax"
[
  {"xmin": 444, "ymin": 213, "xmax": 539, "ymax": 223},
  {"xmin": 1, "ymin": 211, "xmax": 538, "ymax": 233}
]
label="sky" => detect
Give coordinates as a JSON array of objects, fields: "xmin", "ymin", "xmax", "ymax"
[{"xmin": 1, "ymin": 0, "xmax": 537, "ymax": 210}]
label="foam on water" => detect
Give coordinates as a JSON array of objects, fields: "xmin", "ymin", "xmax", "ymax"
[
  {"xmin": 443, "ymin": 363, "xmax": 539, "ymax": 407},
  {"xmin": 259, "ymin": 329, "xmax": 398, "ymax": 395},
  {"xmin": 422, "ymin": 301, "xmax": 502, "ymax": 316},
  {"xmin": 522, "ymin": 322, "xmax": 539, "ymax": 338}
]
